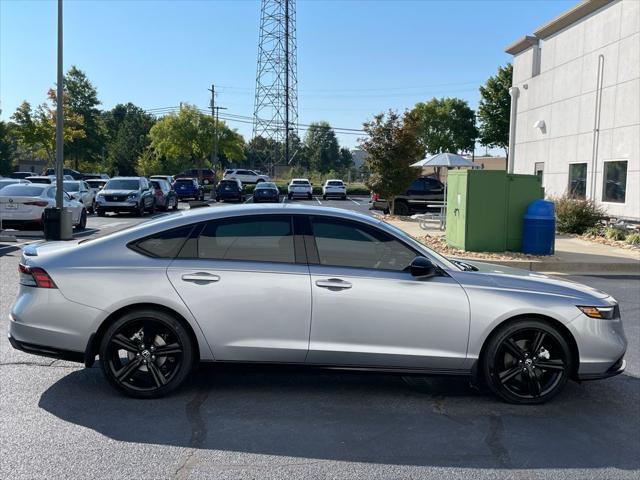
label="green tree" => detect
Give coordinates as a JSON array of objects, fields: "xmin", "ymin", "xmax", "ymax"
[
  {"xmin": 62, "ymin": 66, "xmax": 107, "ymax": 169},
  {"xmin": 360, "ymin": 110, "xmax": 422, "ymax": 213},
  {"xmin": 11, "ymin": 95, "xmax": 85, "ymax": 166},
  {"xmin": 304, "ymin": 122, "xmax": 340, "ymax": 173},
  {"xmin": 147, "ymin": 104, "xmax": 244, "ymax": 176},
  {"xmin": 103, "ymin": 103, "xmax": 155, "ymax": 175},
  {"xmin": 338, "ymin": 147, "xmax": 354, "ymax": 172},
  {"xmin": 407, "ymin": 97, "xmax": 478, "ymax": 155},
  {"xmin": 478, "ymin": 63, "xmax": 512, "ymax": 159},
  {"xmin": 0, "ymin": 121, "xmax": 16, "ymax": 175}
]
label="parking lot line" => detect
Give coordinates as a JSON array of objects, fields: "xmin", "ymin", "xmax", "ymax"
[
  {"xmin": 315, "ymin": 196, "xmax": 322, "ymax": 205},
  {"xmin": 244, "ymin": 195, "xmax": 254, "ymax": 204},
  {"xmin": 348, "ymin": 197, "xmax": 361, "ymax": 205}
]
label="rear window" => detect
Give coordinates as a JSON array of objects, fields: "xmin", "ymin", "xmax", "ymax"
[
  {"xmin": 63, "ymin": 182, "xmax": 80, "ymax": 191},
  {"xmin": 219, "ymin": 180, "xmax": 239, "ymax": 188},
  {"xmin": 0, "ymin": 185, "xmax": 46, "ymax": 196},
  {"xmin": 106, "ymin": 179, "xmax": 140, "ymax": 190},
  {"xmin": 292, "ymin": 180, "xmax": 309, "ymax": 185},
  {"xmin": 175, "ymin": 179, "xmax": 195, "ymax": 185},
  {"xmin": 27, "ymin": 177, "xmax": 52, "ymax": 184},
  {"xmin": 87, "ymin": 180, "xmax": 106, "ymax": 188},
  {"xmin": 130, "ymin": 226, "xmax": 194, "ymax": 258},
  {"xmin": 327, "ymin": 181, "xmax": 344, "ymax": 186}
]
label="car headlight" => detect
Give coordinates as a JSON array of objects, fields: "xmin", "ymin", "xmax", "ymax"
[
  {"xmin": 127, "ymin": 193, "xmax": 138, "ymax": 200},
  {"xmin": 577, "ymin": 305, "xmax": 617, "ymax": 319}
]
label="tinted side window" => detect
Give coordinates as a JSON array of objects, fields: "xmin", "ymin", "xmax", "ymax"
[
  {"xmin": 131, "ymin": 226, "xmax": 194, "ymax": 258},
  {"xmin": 197, "ymin": 216, "xmax": 294, "ymax": 263},
  {"xmin": 311, "ymin": 218, "xmax": 416, "ymax": 271},
  {"xmin": 408, "ymin": 180, "xmax": 425, "ymax": 192}
]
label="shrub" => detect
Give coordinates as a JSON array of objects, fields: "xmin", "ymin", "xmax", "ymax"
[
  {"xmin": 554, "ymin": 196, "xmax": 605, "ymax": 234},
  {"xmin": 604, "ymin": 227, "xmax": 627, "ymax": 241},
  {"xmin": 584, "ymin": 225, "xmax": 604, "ymax": 237},
  {"xmin": 625, "ymin": 233, "xmax": 640, "ymax": 245}
]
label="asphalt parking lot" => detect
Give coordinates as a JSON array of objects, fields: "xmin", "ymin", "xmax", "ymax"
[{"xmin": 0, "ymin": 197, "xmax": 639, "ymax": 479}]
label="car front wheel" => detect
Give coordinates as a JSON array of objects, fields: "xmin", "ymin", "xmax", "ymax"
[
  {"xmin": 76, "ymin": 209, "xmax": 87, "ymax": 230},
  {"xmin": 99, "ymin": 309, "xmax": 194, "ymax": 398},
  {"xmin": 482, "ymin": 319, "xmax": 573, "ymax": 404}
]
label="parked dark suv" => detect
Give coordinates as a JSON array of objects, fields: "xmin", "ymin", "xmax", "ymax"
[
  {"xmin": 370, "ymin": 176, "xmax": 445, "ymax": 215},
  {"xmin": 42, "ymin": 167, "xmax": 85, "ymax": 180}
]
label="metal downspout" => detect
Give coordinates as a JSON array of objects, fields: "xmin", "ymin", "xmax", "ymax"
[
  {"xmin": 507, "ymin": 86, "xmax": 520, "ymax": 174},
  {"xmin": 590, "ymin": 54, "xmax": 605, "ymax": 201}
]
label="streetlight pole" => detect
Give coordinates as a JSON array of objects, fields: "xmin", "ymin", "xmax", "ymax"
[{"xmin": 55, "ymin": 0, "xmax": 64, "ymax": 210}]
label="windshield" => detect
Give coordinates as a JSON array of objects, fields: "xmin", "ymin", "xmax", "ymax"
[
  {"xmin": 382, "ymin": 221, "xmax": 460, "ymax": 271},
  {"xmin": 105, "ymin": 179, "xmax": 140, "ymax": 190},
  {"xmin": 257, "ymin": 182, "xmax": 276, "ymax": 189},
  {"xmin": 87, "ymin": 180, "xmax": 106, "ymax": 188},
  {"xmin": 63, "ymin": 182, "xmax": 80, "ymax": 191},
  {"xmin": 0, "ymin": 185, "xmax": 46, "ymax": 197}
]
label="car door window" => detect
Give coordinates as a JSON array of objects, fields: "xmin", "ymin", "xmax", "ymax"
[
  {"xmin": 407, "ymin": 179, "xmax": 426, "ymax": 193},
  {"xmin": 196, "ymin": 215, "xmax": 295, "ymax": 263},
  {"xmin": 311, "ymin": 217, "xmax": 416, "ymax": 271}
]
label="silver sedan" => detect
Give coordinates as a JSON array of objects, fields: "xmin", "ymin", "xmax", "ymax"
[{"xmin": 8, "ymin": 205, "xmax": 627, "ymax": 403}]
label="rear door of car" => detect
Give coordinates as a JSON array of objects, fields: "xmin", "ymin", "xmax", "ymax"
[
  {"xmin": 167, "ymin": 214, "xmax": 312, "ymax": 362},
  {"xmin": 304, "ymin": 215, "xmax": 470, "ymax": 369}
]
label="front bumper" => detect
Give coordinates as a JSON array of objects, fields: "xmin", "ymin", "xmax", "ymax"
[{"xmin": 578, "ymin": 358, "xmax": 626, "ymax": 381}]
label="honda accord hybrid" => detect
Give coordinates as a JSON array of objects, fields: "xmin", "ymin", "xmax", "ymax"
[{"xmin": 8, "ymin": 205, "xmax": 627, "ymax": 403}]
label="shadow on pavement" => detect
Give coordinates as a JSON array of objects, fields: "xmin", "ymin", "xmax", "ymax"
[{"xmin": 39, "ymin": 364, "xmax": 640, "ymax": 470}]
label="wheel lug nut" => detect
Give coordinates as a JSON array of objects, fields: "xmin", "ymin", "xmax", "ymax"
[
  {"xmin": 151, "ymin": 355, "xmax": 156, "ymax": 360},
  {"xmin": 136, "ymin": 353, "xmax": 140, "ymax": 356}
]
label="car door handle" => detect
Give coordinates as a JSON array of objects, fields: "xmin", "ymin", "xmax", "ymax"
[
  {"xmin": 181, "ymin": 273, "xmax": 220, "ymax": 284},
  {"xmin": 315, "ymin": 278, "xmax": 352, "ymax": 290}
]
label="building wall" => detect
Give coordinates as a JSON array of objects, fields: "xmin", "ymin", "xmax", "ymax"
[{"xmin": 511, "ymin": 0, "xmax": 639, "ymax": 220}]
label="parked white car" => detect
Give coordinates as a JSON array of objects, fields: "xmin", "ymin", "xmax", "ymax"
[
  {"xmin": 0, "ymin": 183, "xmax": 87, "ymax": 230},
  {"xmin": 223, "ymin": 169, "xmax": 269, "ymax": 184},
  {"xmin": 322, "ymin": 179, "xmax": 347, "ymax": 200},
  {"xmin": 86, "ymin": 179, "xmax": 108, "ymax": 199},
  {"xmin": 0, "ymin": 178, "xmax": 31, "ymax": 192},
  {"xmin": 64, "ymin": 180, "xmax": 96, "ymax": 213},
  {"xmin": 288, "ymin": 178, "xmax": 313, "ymax": 199}
]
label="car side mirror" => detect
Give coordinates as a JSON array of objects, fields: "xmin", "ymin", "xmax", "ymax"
[{"xmin": 410, "ymin": 256, "xmax": 437, "ymax": 278}]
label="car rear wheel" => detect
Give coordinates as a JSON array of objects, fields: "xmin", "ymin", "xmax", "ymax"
[
  {"xmin": 172, "ymin": 197, "xmax": 178, "ymax": 210},
  {"xmin": 97, "ymin": 207, "xmax": 105, "ymax": 217},
  {"xmin": 482, "ymin": 319, "xmax": 573, "ymax": 404},
  {"xmin": 99, "ymin": 309, "xmax": 194, "ymax": 398},
  {"xmin": 393, "ymin": 201, "xmax": 409, "ymax": 216}
]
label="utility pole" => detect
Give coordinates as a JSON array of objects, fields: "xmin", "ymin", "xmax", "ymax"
[{"xmin": 208, "ymin": 84, "xmax": 215, "ymax": 169}]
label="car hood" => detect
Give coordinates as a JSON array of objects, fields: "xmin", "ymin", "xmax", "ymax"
[
  {"xmin": 450, "ymin": 259, "xmax": 611, "ymax": 301},
  {"xmin": 101, "ymin": 190, "xmax": 139, "ymax": 196}
]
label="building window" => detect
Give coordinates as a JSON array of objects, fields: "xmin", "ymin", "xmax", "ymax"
[
  {"xmin": 534, "ymin": 162, "xmax": 544, "ymax": 183},
  {"xmin": 602, "ymin": 161, "xmax": 628, "ymax": 203},
  {"xmin": 568, "ymin": 163, "xmax": 587, "ymax": 199}
]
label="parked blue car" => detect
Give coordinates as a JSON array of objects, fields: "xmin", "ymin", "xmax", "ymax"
[{"xmin": 173, "ymin": 178, "xmax": 205, "ymax": 201}]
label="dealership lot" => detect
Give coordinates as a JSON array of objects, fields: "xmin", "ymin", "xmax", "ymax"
[{"xmin": 0, "ymin": 198, "xmax": 639, "ymax": 480}]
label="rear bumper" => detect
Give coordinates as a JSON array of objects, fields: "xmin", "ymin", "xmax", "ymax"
[
  {"xmin": 8, "ymin": 332, "xmax": 84, "ymax": 364},
  {"xmin": 323, "ymin": 191, "xmax": 346, "ymax": 197},
  {"xmin": 288, "ymin": 191, "xmax": 312, "ymax": 197}
]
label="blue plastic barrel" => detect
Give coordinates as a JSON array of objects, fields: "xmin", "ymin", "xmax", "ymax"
[{"xmin": 522, "ymin": 200, "xmax": 555, "ymax": 255}]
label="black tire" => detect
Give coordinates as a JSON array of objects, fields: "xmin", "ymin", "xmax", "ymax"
[
  {"xmin": 90, "ymin": 201, "xmax": 96, "ymax": 214},
  {"xmin": 322, "ymin": 195, "xmax": 327, "ymax": 200},
  {"xmin": 76, "ymin": 209, "xmax": 87, "ymax": 230},
  {"xmin": 393, "ymin": 201, "xmax": 409, "ymax": 216},
  {"xmin": 307, "ymin": 193, "xmax": 312, "ymax": 200},
  {"xmin": 172, "ymin": 197, "xmax": 178, "ymax": 210},
  {"xmin": 287, "ymin": 193, "xmax": 292, "ymax": 200},
  {"xmin": 481, "ymin": 319, "xmax": 573, "ymax": 404},
  {"xmin": 135, "ymin": 202, "xmax": 145, "ymax": 217},
  {"xmin": 97, "ymin": 207, "xmax": 106, "ymax": 217},
  {"xmin": 99, "ymin": 309, "xmax": 194, "ymax": 398},
  {"xmin": 342, "ymin": 195, "xmax": 347, "ymax": 201}
]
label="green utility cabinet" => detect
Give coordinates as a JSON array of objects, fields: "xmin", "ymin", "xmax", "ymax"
[{"xmin": 446, "ymin": 170, "xmax": 543, "ymax": 252}]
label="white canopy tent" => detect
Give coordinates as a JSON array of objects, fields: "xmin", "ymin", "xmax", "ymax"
[{"xmin": 410, "ymin": 153, "xmax": 479, "ymax": 229}]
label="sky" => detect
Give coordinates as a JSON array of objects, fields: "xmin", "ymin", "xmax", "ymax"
[{"xmin": 1, "ymin": 0, "xmax": 575, "ymax": 150}]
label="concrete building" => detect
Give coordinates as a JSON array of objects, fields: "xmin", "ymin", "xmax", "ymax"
[{"xmin": 506, "ymin": 0, "xmax": 639, "ymax": 221}]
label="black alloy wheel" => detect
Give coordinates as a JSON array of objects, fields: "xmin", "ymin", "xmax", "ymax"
[
  {"xmin": 77, "ymin": 209, "xmax": 87, "ymax": 230},
  {"xmin": 482, "ymin": 319, "xmax": 572, "ymax": 404},
  {"xmin": 99, "ymin": 309, "xmax": 194, "ymax": 398}
]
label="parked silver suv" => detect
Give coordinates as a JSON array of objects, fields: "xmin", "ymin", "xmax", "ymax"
[{"xmin": 95, "ymin": 177, "xmax": 155, "ymax": 217}]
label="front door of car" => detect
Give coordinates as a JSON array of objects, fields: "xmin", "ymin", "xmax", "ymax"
[
  {"xmin": 305, "ymin": 216, "xmax": 470, "ymax": 370},
  {"xmin": 167, "ymin": 214, "xmax": 312, "ymax": 362}
]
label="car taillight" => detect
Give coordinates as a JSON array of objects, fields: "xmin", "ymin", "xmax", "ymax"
[
  {"xmin": 18, "ymin": 264, "xmax": 57, "ymax": 288},
  {"xmin": 24, "ymin": 201, "xmax": 49, "ymax": 207},
  {"xmin": 372, "ymin": 193, "xmax": 380, "ymax": 201}
]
